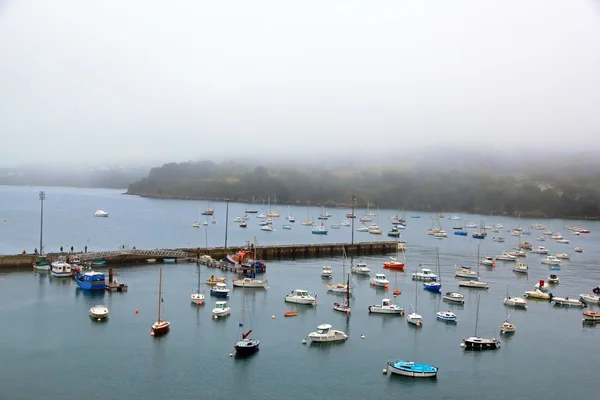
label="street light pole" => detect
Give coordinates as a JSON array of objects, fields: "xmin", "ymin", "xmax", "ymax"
[
  {"xmin": 39, "ymin": 191, "xmax": 45, "ymax": 255},
  {"xmin": 224, "ymin": 198, "xmax": 230, "ymax": 249}
]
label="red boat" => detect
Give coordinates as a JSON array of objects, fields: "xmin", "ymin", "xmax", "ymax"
[
  {"xmin": 151, "ymin": 268, "xmax": 170, "ymax": 337},
  {"xmin": 383, "ymin": 261, "xmax": 405, "ymax": 270},
  {"xmin": 226, "ymin": 246, "xmax": 267, "ymax": 273},
  {"xmin": 578, "ymin": 229, "xmax": 590, "ymax": 234}
]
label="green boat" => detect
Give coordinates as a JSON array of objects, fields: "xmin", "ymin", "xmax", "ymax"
[{"xmin": 33, "ymin": 256, "xmax": 51, "ymax": 271}]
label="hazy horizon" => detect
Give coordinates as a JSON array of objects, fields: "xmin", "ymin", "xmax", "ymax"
[{"xmin": 1, "ymin": 0, "xmax": 600, "ymax": 168}]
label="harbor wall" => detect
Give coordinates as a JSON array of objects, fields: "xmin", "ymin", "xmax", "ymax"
[{"xmin": 0, "ymin": 241, "xmax": 402, "ymax": 269}]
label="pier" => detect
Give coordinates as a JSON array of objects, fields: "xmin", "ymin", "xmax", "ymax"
[{"xmin": 0, "ymin": 241, "xmax": 402, "ymax": 269}]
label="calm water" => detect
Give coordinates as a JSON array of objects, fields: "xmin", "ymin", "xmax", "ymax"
[{"xmin": 1, "ymin": 185, "xmax": 599, "ymax": 399}]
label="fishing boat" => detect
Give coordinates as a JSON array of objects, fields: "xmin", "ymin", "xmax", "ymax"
[
  {"xmin": 579, "ymin": 293, "xmax": 600, "ymax": 305},
  {"xmin": 332, "ymin": 274, "xmax": 351, "ymax": 313},
  {"xmin": 368, "ymin": 298, "xmax": 404, "ymax": 314},
  {"xmin": 308, "ymin": 324, "xmax": 348, "ymax": 343},
  {"xmin": 351, "ymin": 262, "xmax": 370, "ymax": 275},
  {"xmin": 210, "ymin": 282, "xmax": 230, "ymax": 298},
  {"xmin": 234, "ymin": 285, "xmax": 260, "ymax": 356},
  {"xmin": 33, "ymin": 255, "xmax": 51, "ymax": 271},
  {"xmin": 74, "ymin": 271, "xmax": 106, "ymax": 291},
  {"xmin": 94, "ymin": 210, "xmax": 109, "ymax": 217},
  {"xmin": 412, "ymin": 267, "xmax": 437, "ymax": 282},
  {"xmin": 321, "ymin": 266, "xmax": 333, "ymax": 278},
  {"xmin": 551, "ymin": 297, "xmax": 586, "ymax": 307},
  {"xmin": 583, "ymin": 311, "xmax": 600, "ymax": 323},
  {"xmin": 206, "ymin": 275, "xmax": 226, "ymax": 285},
  {"xmin": 461, "ymin": 295, "xmax": 501, "ymax": 350},
  {"xmin": 89, "ymin": 305, "xmax": 109, "ymax": 320},
  {"xmin": 370, "ymin": 273, "xmax": 389, "ymax": 287},
  {"xmin": 212, "ymin": 300, "xmax": 230, "ymax": 318},
  {"xmin": 151, "ymin": 268, "xmax": 170, "ymax": 336},
  {"xmin": 284, "ymin": 289, "xmax": 317, "ymax": 305},
  {"xmin": 512, "ymin": 263, "xmax": 528, "ymax": 274},
  {"xmin": 190, "ymin": 262, "xmax": 205, "ymax": 305},
  {"xmin": 436, "ymin": 311, "xmax": 457, "ymax": 323},
  {"xmin": 51, "ymin": 256, "xmax": 72, "ymax": 278},
  {"xmin": 443, "ymin": 292, "xmax": 465, "ymax": 304},
  {"xmin": 386, "ymin": 360, "xmax": 438, "ymax": 378}
]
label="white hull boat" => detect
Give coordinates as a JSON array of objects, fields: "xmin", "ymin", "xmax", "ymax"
[
  {"xmin": 524, "ymin": 289, "xmax": 552, "ymax": 300},
  {"xmin": 512, "ymin": 263, "xmax": 528, "ymax": 274},
  {"xmin": 89, "ymin": 305, "xmax": 109, "ymax": 320},
  {"xmin": 412, "ymin": 268, "xmax": 437, "ymax": 281},
  {"xmin": 580, "ymin": 293, "xmax": 600, "ymax": 305},
  {"xmin": 351, "ymin": 263, "xmax": 370, "ymax": 275},
  {"xmin": 285, "ymin": 289, "xmax": 317, "ymax": 305},
  {"xmin": 500, "ymin": 321, "xmax": 515, "ymax": 334},
  {"xmin": 321, "ymin": 266, "xmax": 333, "ymax": 278},
  {"xmin": 51, "ymin": 259, "xmax": 72, "ymax": 278},
  {"xmin": 308, "ymin": 324, "xmax": 348, "ymax": 342},
  {"xmin": 407, "ymin": 312, "xmax": 422, "ymax": 326},
  {"xmin": 551, "ymin": 297, "xmax": 586, "ymax": 307},
  {"xmin": 495, "ymin": 252, "xmax": 517, "ymax": 262},
  {"xmin": 436, "ymin": 311, "xmax": 457, "ymax": 322},
  {"xmin": 504, "ymin": 296, "xmax": 527, "ymax": 308},
  {"xmin": 541, "ymin": 256, "xmax": 562, "ymax": 266},
  {"xmin": 458, "ymin": 280, "xmax": 489, "ymax": 289},
  {"xmin": 443, "ymin": 292, "xmax": 465, "ymax": 304},
  {"xmin": 532, "ymin": 246, "xmax": 549, "ymax": 254},
  {"xmin": 190, "ymin": 293, "xmax": 205, "ymax": 305},
  {"xmin": 94, "ymin": 210, "xmax": 109, "ymax": 217},
  {"xmin": 232, "ymin": 277, "xmax": 267, "ymax": 288},
  {"xmin": 555, "ymin": 253, "xmax": 570, "ymax": 260},
  {"xmin": 368, "ymin": 299, "xmax": 404, "ymax": 314},
  {"xmin": 327, "ymin": 283, "xmax": 352, "ymax": 294},
  {"xmin": 370, "ymin": 273, "xmax": 389, "ymax": 287},
  {"xmin": 455, "ymin": 268, "xmax": 478, "ymax": 279},
  {"xmin": 212, "ymin": 301, "xmax": 231, "ymax": 317}
]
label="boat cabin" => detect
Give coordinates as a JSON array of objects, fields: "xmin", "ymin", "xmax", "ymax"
[
  {"xmin": 375, "ymin": 273, "xmax": 387, "ymax": 280},
  {"xmin": 215, "ymin": 283, "xmax": 227, "ymax": 290},
  {"xmin": 315, "ymin": 324, "xmax": 331, "ymax": 334},
  {"xmin": 293, "ymin": 289, "xmax": 310, "ymax": 297},
  {"xmin": 382, "ymin": 299, "xmax": 393, "ymax": 307},
  {"xmin": 214, "ymin": 301, "xmax": 227, "ymax": 310}
]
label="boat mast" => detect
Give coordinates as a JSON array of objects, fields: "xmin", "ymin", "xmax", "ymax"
[
  {"xmin": 474, "ymin": 294, "xmax": 480, "ymax": 337},
  {"xmin": 197, "ymin": 261, "xmax": 201, "ymax": 294},
  {"xmin": 39, "ymin": 191, "xmax": 45, "ymax": 255},
  {"xmin": 345, "ymin": 273, "xmax": 350, "ymax": 306},
  {"xmin": 158, "ymin": 268, "xmax": 163, "ymax": 322}
]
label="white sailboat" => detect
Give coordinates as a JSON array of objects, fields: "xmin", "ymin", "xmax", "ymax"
[
  {"xmin": 407, "ymin": 280, "xmax": 422, "ymax": 326},
  {"xmin": 332, "ymin": 273, "xmax": 351, "ymax": 313},
  {"xmin": 301, "ymin": 201, "xmax": 314, "ymax": 226},
  {"xmin": 458, "ymin": 244, "xmax": 489, "ymax": 289},
  {"xmin": 190, "ymin": 262, "xmax": 205, "ymax": 305},
  {"xmin": 328, "ymin": 250, "xmax": 352, "ymax": 294}
]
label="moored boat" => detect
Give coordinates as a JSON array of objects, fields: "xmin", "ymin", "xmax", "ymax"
[
  {"xmin": 436, "ymin": 311, "xmax": 457, "ymax": 322},
  {"xmin": 285, "ymin": 289, "xmax": 317, "ymax": 305},
  {"xmin": 368, "ymin": 298, "xmax": 404, "ymax": 315},
  {"xmin": 151, "ymin": 268, "xmax": 170, "ymax": 336},
  {"xmin": 580, "ymin": 293, "xmax": 600, "ymax": 305},
  {"xmin": 231, "ymin": 276, "xmax": 268, "ymax": 288},
  {"xmin": 321, "ymin": 266, "xmax": 333, "ymax": 278},
  {"xmin": 212, "ymin": 301, "xmax": 231, "ymax": 318},
  {"xmin": 512, "ymin": 263, "xmax": 528, "ymax": 274},
  {"xmin": 386, "ymin": 360, "xmax": 438, "ymax": 378},
  {"xmin": 94, "ymin": 209, "xmax": 109, "ymax": 217},
  {"xmin": 210, "ymin": 282, "xmax": 230, "ymax": 297},
  {"xmin": 206, "ymin": 275, "xmax": 226, "ymax": 285},
  {"xmin": 74, "ymin": 271, "xmax": 106, "ymax": 291},
  {"xmin": 33, "ymin": 255, "xmax": 51, "ymax": 271},
  {"xmin": 443, "ymin": 292, "xmax": 465, "ymax": 304},
  {"xmin": 308, "ymin": 324, "xmax": 348, "ymax": 343},
  {"xmin": 51, "ymin": 256, "xmax": 72, "ymax": 278},
  {"xmin": 583, "ymin": 310, "xmax": 600, "ymax": 322},
  {"xmin": 89, "ymin": 305, "xmax": 109, "ymax": 320},
  {"xmin": 370, "ymin": 273, "xmax": 389, "ymax": 287},
  {"xmin": 551, "ymin": 297, "xmax": 586, "ymax": 307},
  {"xmin": 412, "ymin": 268, "xmax": 437, "ymax": 281},
  {"xmin": 461, "ymin": 295, "xmax": 501, "ymax": 350}
]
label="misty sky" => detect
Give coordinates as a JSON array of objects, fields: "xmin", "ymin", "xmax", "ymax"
[{"xmin": 1, "ymin": 0, "xmax": 599, "ymax": 167}]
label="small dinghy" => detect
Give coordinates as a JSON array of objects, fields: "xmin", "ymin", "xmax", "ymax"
[
  {"xmin": 386, "ymin": 360, "xmax": 438, "ymax": 378},
  {"xmin": 89, "ymin": 305, "xmax": 109, "ymax": 320}
]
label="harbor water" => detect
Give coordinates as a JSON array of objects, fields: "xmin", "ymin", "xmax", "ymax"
[{"xmin": 1, "ymin": 185, "xmax": 599, "ymax": 399}]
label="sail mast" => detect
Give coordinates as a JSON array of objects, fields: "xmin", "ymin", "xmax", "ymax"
[
  {"xmin": 158, "ymin": 268, "xmax": 163, "ymax": 322},
  {"xmin": 475, "ymin": 294, "xmax": 480, "ymax": 336}
]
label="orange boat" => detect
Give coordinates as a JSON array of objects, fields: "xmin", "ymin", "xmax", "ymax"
[
  {"xmin": 284, "ymin": 311, "xmax": 298, "ymax": 317},
  {"xmin": 383, "ymin": 261, "xmax": 405, "ymax": 270},
  {"xmin": 392, "ymin": 289, "xmax": 402, "ymax": 296}
]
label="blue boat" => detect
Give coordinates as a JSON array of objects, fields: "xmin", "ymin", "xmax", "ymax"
[
  {"xmin": 312, "ymin": 225, "xmax": 328, "ymax": 235},
  {"xmin": 454, "ymin": 230, "xmax": 468, "ymax": 236},
  {"xmin": 282, "ymin": 224, "xmax": 292, "ymax": 230},
  {"xmin": 210, "ymin": 282, "xmax": 230, "ymax": 297},
  {"xmin": 74, "ymin": 271, "xmax": 106, "ymax": 291},
  {"xmin": 423, "ymin": 278, "xmax": 441, "ymax": 292},
  {"xmin": 387, "ymin": 360, "xmax": 438, "ymax": 378},
  {"xmin": 472, "ymin": 233, "xmax": 486, "ymax": 239}
]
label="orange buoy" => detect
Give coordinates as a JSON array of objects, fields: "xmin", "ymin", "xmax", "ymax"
[
  {"xmin": 393, "ymin": 289, "xmax": 401, "ymax": 296},
  {"xmin": 135, "ymin": 309, "xmax": 139, "ymax": 314}
]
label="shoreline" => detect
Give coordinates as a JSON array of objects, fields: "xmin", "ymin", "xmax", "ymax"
[{"xmin": 122, "ymin": 191, "xmax": 599, "ymax": 221}]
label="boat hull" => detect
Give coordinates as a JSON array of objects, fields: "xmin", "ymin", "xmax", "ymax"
[
  {"xmin": 461, "ymin": 337, "xmax": 500, "ymax": 350},
  {"xmin": 210, "ymin": 290, "xmax": 229, "ymax": 298},
  {"xmin": 285, "ymin": 296, "xmax": 316, "ymax": 305},
  {"xmin": 51, "ymin": 271, "xmax": 72, "ymax": 278},
  {"xmin": 383, "ymin": 262, "xmax": 405, "ymax": 270},
  {"xmin": 234, "ymin": 339, "xmax": 260, "ymax": 356},
  {"xmin": 332, "ymin": 303, "xmax": 351, "ymax": 313},
  {"xmin": 443, "ymin": 294, "xmax": 465, "ymax": 304},
  {"xmin": 232, "ymin": 280, "xmax": 267, "ymax": 288},
  {"xmin": 387, "ymin": 362, "xmax": 438, "ymax": 378},
  {"xmin": 308, "ymin": 332, "xmax": 348, "ymax": 342},
  {"xmin": 190, "ymin": 293, "xmax": 205, "ymax": 304},
  {"xmin": 151, "ymin": 321, "xmax": 170, "ymax": 336},
  {"xmin": 458, "ymin": 281, "xmax": 489, "ymax": 289},
  {"xmin": 368, "ymin": 306, "xmax": 404, "ymax": 314}
]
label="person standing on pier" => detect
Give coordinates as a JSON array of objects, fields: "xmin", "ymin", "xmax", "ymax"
[
  {"xmin": 60, "ymin": 246, "xmax": 63, "ymax": 253},
  {"xmin": 70, "ymin": 246, "xmax": 74, "ymax": 253},
  {"xmin": 84, "ymin": 245, "xmax": 87, "ymax": 253}
]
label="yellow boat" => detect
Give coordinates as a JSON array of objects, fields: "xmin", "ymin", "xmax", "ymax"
[{"xmin": 206, "ymin": 275, "xmax": 226, "ymax": 285}]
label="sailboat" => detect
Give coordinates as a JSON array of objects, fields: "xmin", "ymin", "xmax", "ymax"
[
  {"xmin": 458, "ymin": 244, "xmax": 489, "ymax": 289},
  {"xmin": 201, "ymin": 201, "xmax": 214, "ymax": 216},
  {"xmin": 266, "ymin": 196, "xmax": 280, "ymax": 218},
  {"xmin": 233, "ymin": 285, "xmax": 260, "ymax": 356},
  {"xmin": 328, "ymin": 253, "xmax": 352, "ymax": 294},
  {"xmin": 192, "ymin": 206, "xmax": 201, "ymax": 228},
  {"xmin": 332, "ymin": 273, "xmax": 351, "ymax": 313},
  {"xmin": 190, "ymin": 262, "xmax": 205, "ymax": 305},
  {"xmin": 245, "ymin": 196, "xmax": 258, "ymax": 214},
  {"xmin": 423, "ymin": 248, "xmax": 442, "ymax": 292},
  {"xmin": 407, "ymin": 280, "xmax": 423, "ymax": 326},
  {"xmin": 151, "ymin": 268, "xmax": 170, "ymax": 336},
  {"xmin": 286, "ymin": 205, "xmax": 295, "ymax": 223},
  {"xmin": 461, "ymin": 295, "xmax": 501, "ymax": 350},
  {"xmin": 301, "ymin": 201, "xmax": 314, "ymax": 226},
  {"xmin": 383, "ymin": 237, "xmax": 405, "ymax": 270},
  {"xmin": 318, "ymin": 206, "xmax": 329, "ymax": 220}
]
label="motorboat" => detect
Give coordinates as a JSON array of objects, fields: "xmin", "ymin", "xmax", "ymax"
[
  {"xmin": 552, "ymin": 297, "xmax": 586, "ymax": 308},
  {"xmin": 231, "ymin": 277, "xmax": 268, "ymax": 289},
  {"xmin": 321, "ymin": 266, "xmax": 333, "ymax": 278},
  {"xmin": 500, "ymin": 320, "xmax": 515, "ymax": 334},
  {"xmin": 512, "ymin": 263, "xmax": 528, "ymax": 274},
  {"xmin": 89, "ymin": 305, "xmax": 109, "ymax": 320},
  {"xmin": 357, "ymin": 225, "xmax": 369, "ymax": 232},
  {"xmin": 386, "ymin": 361, "xmax": 438, "ymax": 378},
  {"xmin": 555, "ymin": 253, "xmax": 570, "ymax": 260},
  {"xmin": 575, "ymin": 246, "xmax": 584, "ymax": 253},
  {"xmin": 536, "ymin": 236, "xmax": 546, "ymax": 241},
  {"xmin": 524, "ymin": 289, "xmax": 552, "ymax": 300},
  {"xmin": 260, "ymin": 225, "xmax": 274, "ymax": 232},
  {"xmin": 504, "ymin": 296, "xmax": 527, "ymax": 308},
  {"xmin": 547, "ymin": 274, "xmax": 559, "ymax": 284},
  {"xmin": 556, "ymin": 239, "xmax": 570, "ymax": 244},
  {"xmin": 534, "ymin": 280, "xmax": 551, "ymax": 292},
  {"xmin": 541, "ymin": 256, "xmax": 562, "ymax": 266},
  {"xmin": 51, "ymin": 256, "xmax": 72, "ymax": 278},
  {"xmin": 423, "ymin": 278, "xmax": 441, "ymax": 293},
  {"xmin": 284, "ymin": 289, "xmax": 317, "ymax": 305},
  {"xmin": 580, "ymin": 293, "xmax": 600, "ymax": 305},
  {"xmin": 368, "ymin": 298, "xmax": 404, "ymax": 314},
  {"xmin": 466, "ymin": 222, "xmax": 478, "ymax": 228},
  {"xmin": 368, "ymin": 225, "xmax": 383, "ymax": 235},
  {"xmin": 212, "ymin": 301, "xmax": 231, "ymax": 318},
  {"xmin": 94, "ymin": 209, "xmax": 109, "ymax": 217},
  {"xmin": 308, "ymin": 324, "xmax": 348, "ymax": 343},
  {"xmin": 33, "ymin": 255, "xmax": 51, "ymax": 271},
  {"xmin": 583, "ymin": 311, "xmax": 600, "ymax": 323},
  {"xmin": 509, "ymin": 249, "xmax": 527, "ymax": 257},
  {"xmin": 455, "ymin": 267, "xmax": 478, "ymax": 279},
  {"xmin": 206, "ymin": 275, "xmax": 226, "ymax": 285},
  {"xmin": 551, "ymin": 233, "xmax": 563, "ymax": 240},
  {"xmin": 209, "ymin": 282, "xmax": 230, "ymax": 298},
  {"xmin": 436, "ymin": 311, "xmax": 457, "ymax": 322},
  {"xmin": 370, "ymin": 273, "xmax": 389, "ymax": 287},
  {"xmin": 531, "ymin": 246, "xmax": 550, "ymax": 254},
  {"xmin": 74, "ymin": 271, "xmax": 106, "ymax": 291},
  {"xmin": 480, "ymin": 257, "xmax": 496, "ymax": 267},
  {"xmin": 282, "ymin": 224, "xmax": 292, "ymax": 230},
  {"xmin": 351, "ymin": 262, "xmax": 370, "ymax": 275},
  {"xmin": 443, "ymin": 292, "xmax": 465, "ymax": 304},
  {"xmin": 495, "ymin": 252, "xmax": 517, "ymax": 262},
  {"xmin": 458, "ymin": 280, "xmax": 489, "ymax": 289},
  {"xmin": 572, "ymin": 231, "xmax": 580, "ymax": 236},
  {"xmin": 412, "ymin": 268, "xmax": 438, "ymax": 281}
]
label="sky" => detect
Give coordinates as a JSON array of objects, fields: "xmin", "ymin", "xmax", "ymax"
[{"xmin": 1, "ymin": 0, "xmax": 600, "ymax": 167}]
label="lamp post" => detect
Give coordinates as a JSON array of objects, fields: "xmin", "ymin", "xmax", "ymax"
[
  {"xmin": 39, "ymin": 191, "xmax": 45, "ymax": 255},
  {"xmin": 224, "ymin": 198, "xmax": 230, "ymax": 249}
]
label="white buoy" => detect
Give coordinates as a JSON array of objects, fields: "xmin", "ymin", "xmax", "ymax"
[
  {"xmin": 272, "ymin": 315, "xmax": 275, "ymax": 319},
  {"xmin": 360, "ymin": 334, "xmax": 365, "ymax": 339},
  {"xmin": 302, "ymin": 338, "xmax": 307, "ymax": 344},
  {"xmin": 383, "ymin": 369, "xmax": 388, "ymax": 374}
]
